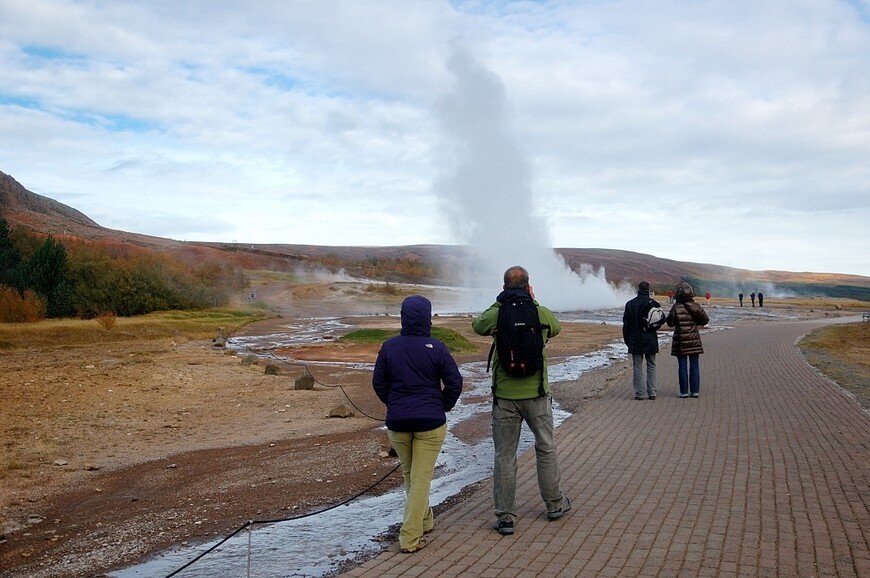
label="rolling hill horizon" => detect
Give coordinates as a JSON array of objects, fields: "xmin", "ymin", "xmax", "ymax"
[{"xmin": 2, "ymin": 169, "xmax": 868, "ymax": 301}]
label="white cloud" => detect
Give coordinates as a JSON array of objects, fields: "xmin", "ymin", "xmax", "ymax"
[{"xmin": 0, "ymin": 0, "xmax": 868, "ymax": 277}]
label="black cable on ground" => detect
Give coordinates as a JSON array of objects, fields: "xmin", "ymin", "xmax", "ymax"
[
  {"xmin": 165, "ymin": 462, "xmax": 401, "ymax": 578},
  {"xmin": 258, "ymin": 350, "xmax": 386, "ymax": 421},
  {"xmin": 164, "ymin": 343, "xmax": 394, "ymax": 576}
]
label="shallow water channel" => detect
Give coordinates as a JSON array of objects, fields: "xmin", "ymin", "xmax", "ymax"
[{"xmin": 114, "ymin": 305, "xmax": 772, "ymax": 577}]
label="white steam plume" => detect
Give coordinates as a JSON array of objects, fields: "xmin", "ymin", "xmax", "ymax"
[{"xmin": 434, "ymin": 46, "xmax": 628, "ymax": 311}]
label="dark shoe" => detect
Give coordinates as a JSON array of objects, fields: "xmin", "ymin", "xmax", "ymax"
[
  {"xmin": 547, "ymin": 496, "xmax": 572, "ymax": 521},
  {"xmin": 634, "ymin": 396, "xmax": 645, "ymax": 400},
  {"xmin": 400, "ymin": 539, "xmax": 427, "ymax": 553},
  {"xmin": 648, "ymin": 396, "xmax": 656, "ymax": 400},
  {"xmin": 495, "ymin": 518, "xmax": 514, "ymax": 535}
]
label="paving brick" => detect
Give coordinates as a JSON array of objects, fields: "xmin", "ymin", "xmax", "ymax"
[{"xmin": 337, "ymin": 317, "xmax": 870, "ymax": 577}]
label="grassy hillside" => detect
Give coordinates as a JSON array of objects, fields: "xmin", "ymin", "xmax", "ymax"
[{"xmin": 3, "ymin": 169, "xmax": 869, "ymax": 301}]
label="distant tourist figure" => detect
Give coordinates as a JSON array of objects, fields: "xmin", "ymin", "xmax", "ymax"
[
  {"xmin": 758, "ymin": 292, "xmax": 764, "ymax": 307},
  {"xmin": 666, "ymin": 282, "xmax": 710, "ymax": 398},
  {"xmin": 704, "ymin": 292, "xmax": 711, "ymax": 305},
  {"xmin": 372, "ymin": 295, "xmax": 463, "ymax": 553},
  {"xmin": 738, "ymin": 292, "xmax": 744, "ymax": 307},
  {"xmin": 750, "ymin": 292, "xmax": 756, "ymax": 307},
  {"xmin": 668, "ymin": 289, "xmax": 674, "ymax": 304},
  {"xmin": 622, "ymin": 281, "xmax": 661, "ymax": 400},
  {"xmin": 472, "ymin": 266, "xmax": 570, "ymax": 536}
]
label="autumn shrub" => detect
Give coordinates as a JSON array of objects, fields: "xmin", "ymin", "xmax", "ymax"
[
  {"xmin": 95, "ymin": 311, "xmax": 117, "ymax": 330},
  {"xmin": 2, "ymin": 221, "xmax": 247, "ymax": 319},
  {"xmin": 0, "ymin": 286, "xmax": 46, "ymax": 322},
  {"xmin": 314, "ymin": 254, "xmax": 439, "ymax": 280},
  {"xmin": 63, "ymin": 239, "xmax": 238, "ymax": 317}
]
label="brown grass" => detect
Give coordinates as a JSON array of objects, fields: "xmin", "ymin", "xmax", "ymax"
[
  {"xmin": 0, "ymin": 308, "xmax": 269, "ymax": 349},
  {"xmin": 799, "ymin": 321, "xmax": 870, "ymax": 411}
]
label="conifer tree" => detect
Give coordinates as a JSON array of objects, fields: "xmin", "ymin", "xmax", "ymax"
[{"xmin": 0, "ymin": 218, "xmax": 23, "ymax": 289}]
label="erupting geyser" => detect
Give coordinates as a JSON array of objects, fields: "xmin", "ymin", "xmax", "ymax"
[{"xmin": 434, "ymin": 45, "xmax": 628, "ymax": 311}]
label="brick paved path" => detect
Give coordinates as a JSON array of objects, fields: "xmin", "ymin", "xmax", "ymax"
[{"xmin": 339, "ymin": 318, "xmax": 870, "ymax": 577}]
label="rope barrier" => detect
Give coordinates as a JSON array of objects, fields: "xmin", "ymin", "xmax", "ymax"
[
  {"xmin": 164, "ymin": 461, "xmax": 401, "ymax": 577},
  {"xmin": 163, "ymin": 341, "xmax": 396, "ymax": 577},
  {"xmin": 258, "ymin": 350, "xmax": 386, "ymax": 421}
]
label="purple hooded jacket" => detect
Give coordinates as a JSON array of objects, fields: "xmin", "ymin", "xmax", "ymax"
[{"xmin": 372, "ymin": 295, "xmax": 463, "ymax": 432}]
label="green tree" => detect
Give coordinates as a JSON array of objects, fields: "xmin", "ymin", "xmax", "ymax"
[
  {"xmin": 0, "ymin": 218, "xmax": 23, "ymax": 289},
  {"xmin": 24, "ymin": 236, "xmax": 70, "ymax": 317}
]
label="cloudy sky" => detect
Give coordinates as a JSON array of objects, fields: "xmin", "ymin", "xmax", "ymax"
[{"xmin": 1, "ymin": 0, "xmax": 869, "ymax": 278}]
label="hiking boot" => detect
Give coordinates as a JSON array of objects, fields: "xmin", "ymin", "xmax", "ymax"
[
  {"xmin": 547, "ymin": 496, "xmax": 572, "ymax": 521},
  {"xmin": 495, "ymin": 518, "xmax": 514, "ymax": 535},
  {"xmin": 400, "ymin": 539, "xmax": 427, "ymax": 553}
]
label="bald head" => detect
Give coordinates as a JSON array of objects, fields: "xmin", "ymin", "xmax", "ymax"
[{"xmin": 503, "ymin": 266, "xmax": 530, "ymax": 291}]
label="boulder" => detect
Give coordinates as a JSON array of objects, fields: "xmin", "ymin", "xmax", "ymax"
[
  {"xmin": 294, "ymin": 373, "xmax": 315, "ymax": 390},
  {"xmin": 264, "ymin": 364, "xmax": 280, "ymax": 375},
  {"xmin": 212, "ymin": 328, "xmax": 226, "ymax": 347},
  {"xmin": 328, "ymin": 404, "xmax": 353, "ymax": 418}
]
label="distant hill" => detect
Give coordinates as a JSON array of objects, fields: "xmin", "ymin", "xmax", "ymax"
[
  {"xmin": 2, "ymin": 170, "xmax": 869, "ymax": 300},
  {"xmin": 557, "ymin": 248, "xmax": 870, "ymax": 300}
]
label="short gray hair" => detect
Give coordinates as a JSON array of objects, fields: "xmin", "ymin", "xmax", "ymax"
[{"xmin": 503, "ymin": 266, "xmax": 530, "ymax": 290}]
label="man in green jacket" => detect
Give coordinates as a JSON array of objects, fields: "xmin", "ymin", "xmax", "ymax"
[{"xmin": 472, "ymin": 265, "xmax": 570, "ymax": 536}]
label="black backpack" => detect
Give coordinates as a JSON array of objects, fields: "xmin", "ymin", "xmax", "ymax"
[{"xmin": 487, "ymin": 297, "xmax": 549, "ymax": 394}]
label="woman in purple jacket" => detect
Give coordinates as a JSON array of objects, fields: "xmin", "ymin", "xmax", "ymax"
[{"xmin": 372, "ymin": 295, "xmax": 463, "ymax": 553}]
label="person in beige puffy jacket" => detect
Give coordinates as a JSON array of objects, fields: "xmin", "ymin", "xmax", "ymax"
[{"xmin": 666, "ymin": 282, "xmax": 710, "ymax": 398}]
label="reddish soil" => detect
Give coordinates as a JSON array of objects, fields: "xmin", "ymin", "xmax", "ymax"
[{"xmin": 0, "ymin": 280, "xmax": 625, "ymax": 578}]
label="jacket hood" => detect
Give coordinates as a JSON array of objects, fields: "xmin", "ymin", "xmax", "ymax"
[
  {"xmin": 400, "ymin": 295, "xmax": 432, "ymax": 336},
  {"xmin": 496, "ymin": 287, "xmax": 532, "ymax": 304},
  {"xmin": 675, "ymin": 282, "xmax": 695, "ymax": 302}
]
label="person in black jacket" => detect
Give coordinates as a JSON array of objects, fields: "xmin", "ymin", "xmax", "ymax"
[
  {"xmin": 622, "ymin": 281, "xmax": 660, "ymax": 400},
  {"xmin": 373, "ymin": 295, "xmax": 464, "ymax": 553}
]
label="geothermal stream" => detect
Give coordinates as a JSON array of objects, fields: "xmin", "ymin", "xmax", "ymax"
[{"xmin": 113, "ymin": 305, "xmax": 788, "ymax": 578}]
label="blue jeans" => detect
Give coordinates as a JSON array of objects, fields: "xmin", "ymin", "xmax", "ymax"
[
  {"xmin": 677, "ymin": 354, "xmax": 701, "ymax": 395},
  {"xmin": 492, "ymin": 395, "xmax": 564, "ymax": 521},
  {"xmin": 388, "ymin": 424, "xmax": 447, "ymax": 550}
]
